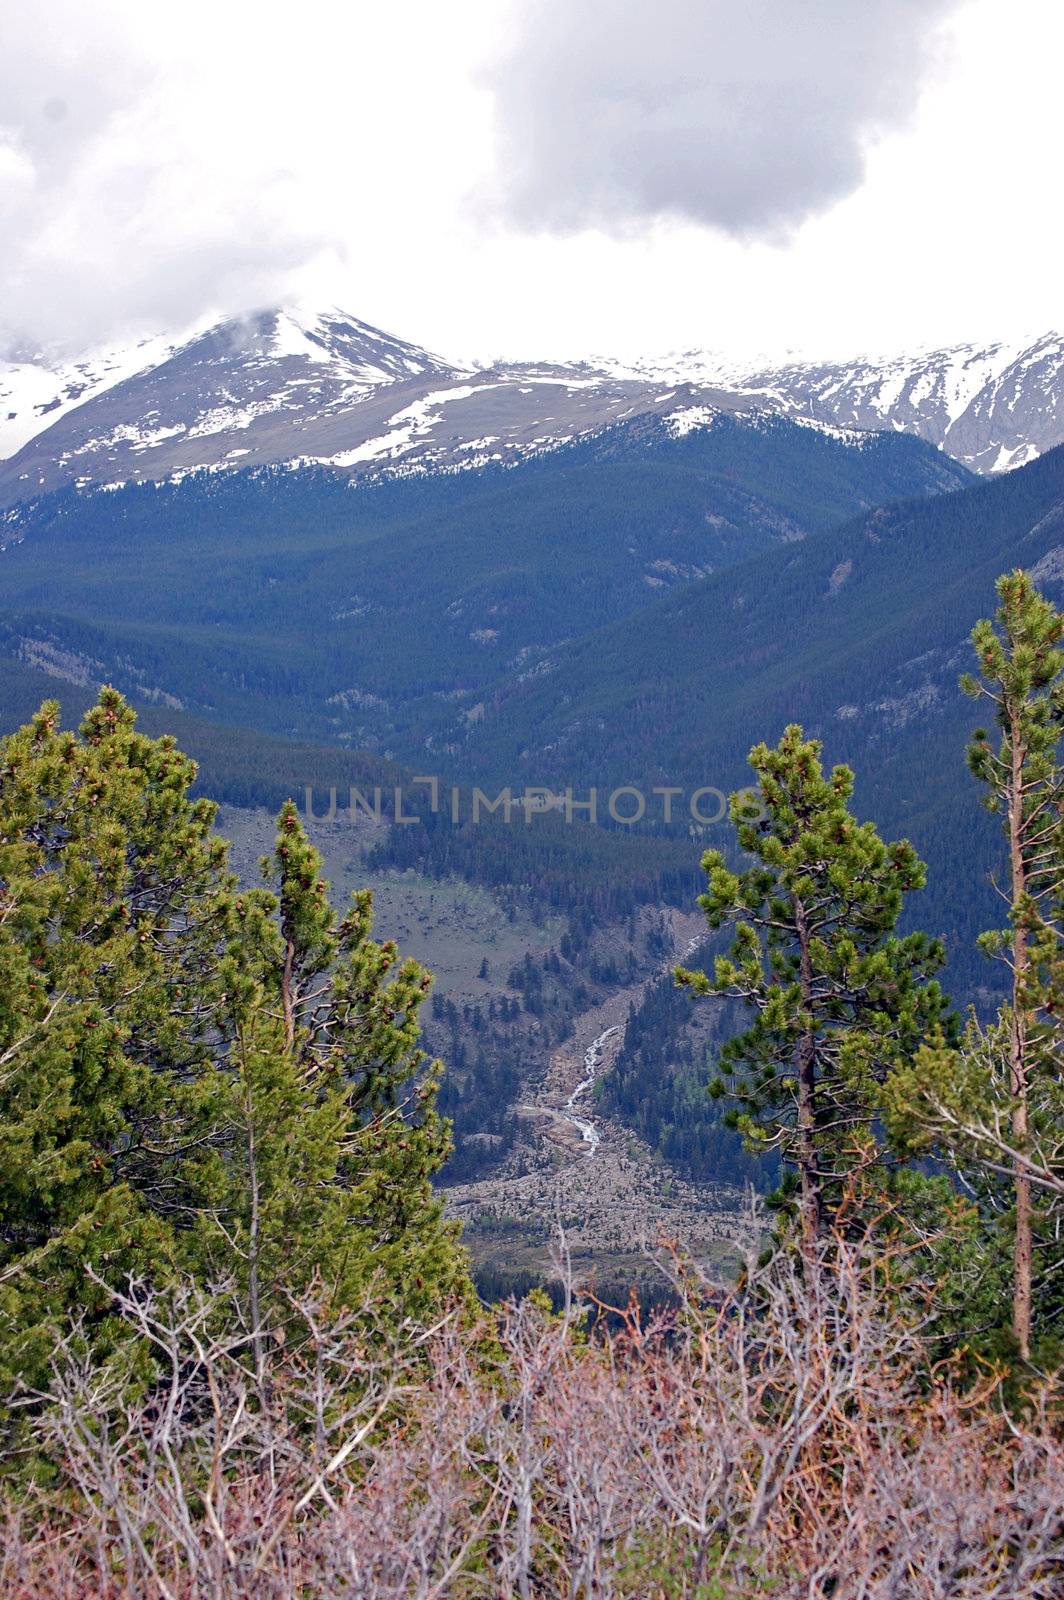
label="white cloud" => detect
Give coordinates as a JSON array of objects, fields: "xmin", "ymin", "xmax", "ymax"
[
  {"xmin": 0, "ymin": 0, "xmax": 500, "ymax": 353},
  {"xmin": 481, "ymin": 0, "xmax": 958, "ymax": 239},
  {"xmin": 0, "ymin": 0, "xmax": 1061, "ymax": 364},
  {"xmin": 0, "ymin": 2, "xmax": 336, "ymax": 350}
]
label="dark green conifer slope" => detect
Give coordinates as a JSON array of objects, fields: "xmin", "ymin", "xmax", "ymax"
[
  {"xmin": 439, "ymin": 445, "xmax": 1064, "ymax": 989},
  {"xmin": 0, "ymin": 415, "xmax": 969, "ymax": 743}
]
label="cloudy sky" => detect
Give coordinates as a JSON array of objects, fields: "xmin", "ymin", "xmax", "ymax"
[{"xmin": 1, "ymin": 0, "xmax": 1060, "ymax": 363}]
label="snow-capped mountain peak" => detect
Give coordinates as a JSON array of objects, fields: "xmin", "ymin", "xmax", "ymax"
[
  {"xmin": 0, "ymin": 307, "xmax": 456, "ymax": 466},
  {"xmin": 584, "ymin": 333, "xmax": 1064, "ymax": 476},
  {"xmin": 1, "ymin": 307, "xmax": 1062, "ymax": 506},
  {"xmin": 246, "ymin": 306, "xmax": 456, "ymax": 386},
  {"xmin": 0, "ymin": 308, "xmax": 471, "ymax": 500}
]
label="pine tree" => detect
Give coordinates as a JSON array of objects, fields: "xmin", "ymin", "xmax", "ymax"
[
  {"xmin": 0, "ymin": 696, "xmax": 469, "ymax": 1406},
  {"xmin": 0, "ymin": 691, "xmax": 236, "ymax": 1394},
  {"xmin": 964, "ymin": 571, "xmax": 1064, "ymax": 1360},
  {"xmin": 882, "ymin": 1010, "xmax": 1063, "ymax": 1364},
  {"xmin": 886, "ymin": 572, "xmax": 1064, "ymax": 1361},
  {"xmin": 677, "ymin": 725, "xmax": 950, "ymax": 1260},
  {"xmin": 195, "ymin": 803, "xmax": 469, "ymax": 1372}
]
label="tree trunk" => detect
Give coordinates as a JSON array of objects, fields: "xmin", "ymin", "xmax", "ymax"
[
  {"xmin": 281, "ymin": 936, "xmax": 296, "ymax": 1051},
  {"xmin": 247, "ymin": 1110, "xmax": 266, "ymax": 1393},
  {"xmin": 1007, "ymin": 720, "xmax": 1033, "ymax": 1361},
  {"xmin": 793, "ymin": 897, "xmax": 821, "ymax": 1268}
]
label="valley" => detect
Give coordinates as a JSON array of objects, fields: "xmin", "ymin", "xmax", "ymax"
[
  {"xmin": 444, "ymin": 913, "xmax": 749, "ymax": 1299},
  {"xmin": 4, "ymin": 308, "xmax": 1064, "ymax": 1295},
  {"xmin": 216, "ymin": 799, "xmax": 742, "ymax": 1290}
]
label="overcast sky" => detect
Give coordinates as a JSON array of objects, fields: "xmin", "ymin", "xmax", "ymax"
[{"xmin": 1, "ymin": 0, "xmax": 1060, "ymax": 363}]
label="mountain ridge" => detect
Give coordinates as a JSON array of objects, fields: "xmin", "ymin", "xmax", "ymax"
[{"xmin": 2, "ymin": 309, "xmax": 1061, "ymax": 505}]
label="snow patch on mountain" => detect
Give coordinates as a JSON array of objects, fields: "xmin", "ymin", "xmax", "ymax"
[
  {"xmin": 590, "ymin": 333, "xmax": 1064, "ymax": 472},
  {"xmin": 1, "ymin": 307, "xmax": 1060, "ymax": 506},
  {"xmin": 0, "ymin": 329, "xmax": 193, "ymax": 460},
  {"xmin": 664, "ymin": 405, "xmax": 720, "ymax": 437}
]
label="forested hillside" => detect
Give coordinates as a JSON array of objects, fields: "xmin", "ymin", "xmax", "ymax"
[
  {"xmin": 448, "ymin": 440, "xmax": 1064, "ymax": 785},
  {"xmin": 435, "ymin": 443, "xmax": 1064, "ymax": 990},
  {"xmin": 0, "ymin": 415, "xmax": 968, "ymax": 742}
]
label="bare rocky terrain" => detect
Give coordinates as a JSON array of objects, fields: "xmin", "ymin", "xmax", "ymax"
[{"xmin": 444, "ymin": 910, "xmax": 752, "ymax": 1294}]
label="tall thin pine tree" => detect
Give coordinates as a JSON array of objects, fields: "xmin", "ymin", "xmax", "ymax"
[
  {"xmin": 961, "ymin": 571, "xmax": 1064, "ymax": 1359},
  {"xmin": 678, "ymin": 726, "xmax": 949, "ymax": 1260}
]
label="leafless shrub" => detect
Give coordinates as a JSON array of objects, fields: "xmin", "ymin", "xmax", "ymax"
[{"xmin": 0, "ymin": 1241, "xmax": 1060, "ymax": 1598}]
